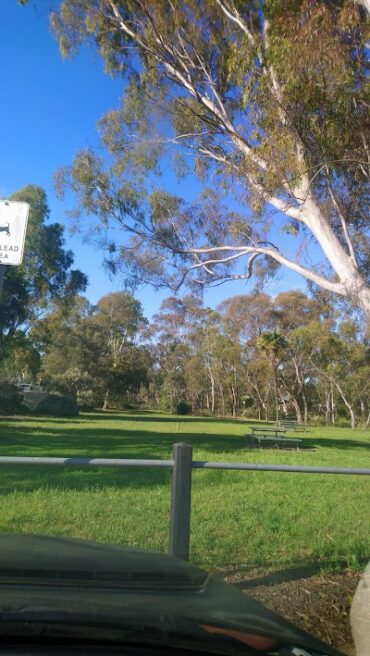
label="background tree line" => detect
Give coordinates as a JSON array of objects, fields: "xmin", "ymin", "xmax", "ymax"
[
  {"xmin": 1, "ymin": 199, "xmax": 368, "ymax": 429},
  {"xmin": 141, "ymin": 291, "xmax": 369, "ymax": 428}
]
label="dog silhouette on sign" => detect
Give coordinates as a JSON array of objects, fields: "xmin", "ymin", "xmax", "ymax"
[{"xmin": 0, "ymin": 224, "xmax": 10, "ymax": 237}]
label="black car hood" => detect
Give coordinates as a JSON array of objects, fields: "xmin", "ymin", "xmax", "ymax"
[{"xmin": 0, "ymin": 535, "xmax": 341, "ymax": 655}]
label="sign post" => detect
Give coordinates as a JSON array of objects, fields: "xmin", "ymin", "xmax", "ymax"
[{"xmin": 0, "ymin": 200, "xmax": 30, "ymax": 300}]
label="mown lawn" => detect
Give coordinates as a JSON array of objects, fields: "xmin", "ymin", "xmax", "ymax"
[{"xmin": 0, "ymin": 411, "xmax": 369, "ymax": 576}]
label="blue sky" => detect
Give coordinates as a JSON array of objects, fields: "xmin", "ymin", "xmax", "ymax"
[{"xmin": 1, "ymin": 1, "xmax": 306, "ymax": 319}]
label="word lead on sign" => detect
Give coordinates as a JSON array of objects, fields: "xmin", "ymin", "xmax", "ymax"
[{"xmin": 0, "ymin": 200, "xmax": 30, "ymax": 266}]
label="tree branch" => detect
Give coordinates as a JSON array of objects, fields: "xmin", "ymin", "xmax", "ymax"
[
  {"xmin": 214, "ymin": 0, "xmax": 308, "ymax": 196},
  {"xmin": 215, "ymin": 0, "xmax": 256, "ymax": 47},
  {"xmin": 108, "ymin": 0, "xmax": 270, "ymax": 176},
  {"xmin": 179, "ymin": 244, "xmax": 345, "ymax": 295},
  {"xmin": 198, "ymin": 147, "xmax": 302, "ymax": 220}
]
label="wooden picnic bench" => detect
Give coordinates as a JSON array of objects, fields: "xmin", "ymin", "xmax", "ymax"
[
  {"xmin": 250, "ymin": 426, "xmax": 286, "ymax": 437},
  {"xmin": 245, "ymin": 430, "xmax": 302, "ymax": 450}
]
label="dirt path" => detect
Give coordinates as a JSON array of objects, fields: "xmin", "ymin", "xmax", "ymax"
[{"xmin": 228, "ymin": 570, "xmax": 361, "ymax": 655}]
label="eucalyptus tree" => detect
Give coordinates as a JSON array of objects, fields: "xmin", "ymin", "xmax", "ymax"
[
  {"xmin": 148, "ymin": 295, "xmax": 210, "ymax": 411},
  {"xmin": 218, "ymin": 293, "xmax": 274, "ymax": 342},
  {"xmin": 257, "ymin": 331, "xmax": 288, "ymax": 423},
  {"xmin": 269, "ymin": 291, "xmax": 331, "ymax": 423},
  {"xmin": 40, "ymin": 292, "xmax": 149, "ymax": 409},
  {"xmin": 290, "ymin": 319, "xmax": 369, "ymax": 428},
  {"xmin": 38, "ymin": 297, "xmax": 99, "ymax": 401},
  {"xmin": 243, "ymin": 355, "xmax": 272, "ymax": 421},
  {"xmin": 84, "ymin": 292, "xmax": 148, "ymax": 408},
  {"xmin": 31, "ymin": 0, "xmax": 370, "ymax": 316},
  {"xmin": 0, "ymin": 334, "xmax": 41, "ymax": 384},
  {"xmin": 0, "ymin": 185, "xmax": 87, "ymax": 355}
]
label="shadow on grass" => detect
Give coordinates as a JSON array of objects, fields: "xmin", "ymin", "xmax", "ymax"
[
  {"xmin": 0, "ymin": 464, "xmax": 173, "ymax": 495},
  {"xmin": 0, "ymin": 424, "xmax": 242, "ymax": 495},
  {"xmin": 0, "ymin": 412, "xmax": 252, "ymax": 427},
  {"xmin": 79, "ymin": 411, "xmax": 252, "ymax": 426},
  {"xmin": 0, "ymin": 424, "xmax": 247, "ymax": 454},
  {"xmin": 0, "ymin": 416, "xmax": 369, "ymax": 495},
  {"xmin": 1, "ymin": 419, "xmax": 368, "ymax": 453},
  {"xmin": 229, "ymin": 556, "xmax": 370, "ymax": 588},
  {"xmin": 300, "ymin": 436, "xmax": 370, "ymax": 450}
]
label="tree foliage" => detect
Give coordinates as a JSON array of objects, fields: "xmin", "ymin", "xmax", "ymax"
[
  {"xmin": 39, "ymin": 292, "xmax": 149, "ymax": 409},
  {"xmin": 44, "ymin": 0, "xmax": 370, "ymax": 315},
  {"xmin": 0, "ymin": 185, "xmax": 87, "ymax": 354},
  {"xmin": 3, "ymin": 282, "xmax": 369, "ymax": 425}
]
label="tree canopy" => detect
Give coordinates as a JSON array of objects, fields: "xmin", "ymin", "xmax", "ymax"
[
  {"xmin": 0, "ymin": 185, "xmax": 87, "ymax": 354},
  {"xmin": 2, "ymin": 277, "xmax": 369, "ymax": 425},
  {"xmin": 38, "ymin": 291, "xmax": 149, "ymax": 409},
  {"xmin": 38, "ymin": 0, "xmax": 370, "ymax": 316}
]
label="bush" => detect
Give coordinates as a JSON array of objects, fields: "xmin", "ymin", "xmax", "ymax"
[
  {"xmin": 34, "ymin": 393, "xmax": 79, "ymax": 417},
  {"xmin": 176, "ymin": 401, "xmax": 192, "ymax": 415},
  {"xmin": 0, "ymin": 381, "xmax": 27, "ymax": 415},
  {"xmin": 196, "ymin": 409, "xmax": 213, "ymax": 417},
  {"xmin": 309, "ymin": 415, "xmax": 326, "ymax": 427},
  {"xmin": 76, "ymin": 389, "xmax": 99, "ymax": 410},
  {"xmin": 336, "ymin": 418, "xmax": 352, "ymax": 428},
  {"xmin": 241, "ymin": 408, "xmax": 260, "ymax": 419}
]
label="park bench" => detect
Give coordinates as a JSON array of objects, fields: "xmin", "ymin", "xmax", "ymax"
[{"xmin": 245, "ymin": 427, "xmax": 302, "ymax": 450}]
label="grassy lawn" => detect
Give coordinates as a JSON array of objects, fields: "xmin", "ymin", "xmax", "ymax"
[{"xmin": 0, "ymin": 410, "xmax": 369, "ymax": 576}]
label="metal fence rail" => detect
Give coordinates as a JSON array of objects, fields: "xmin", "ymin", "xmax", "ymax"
[
  {"xmin": 0, "ymin": 456, "xmax": 174, "ymax": 468},
  {"xmin": 1, "ymin": 442, "xmax": 370, "ymax": 562},
  {"xmin": 193, "ymin": 461, "xmax": 370, "ymax": 475}
]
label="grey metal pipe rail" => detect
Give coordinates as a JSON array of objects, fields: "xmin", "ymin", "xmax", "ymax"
[
  {"xmin": 0, "ymin": 456, "xmax": 174, "ymax": 467},
  {"xmin": 1, "ymin": 444, "xmax": 370, "ymax": 561},
  {"xmin": 193, "ymin": 461, "xmax": 370, "ymax": 475}
]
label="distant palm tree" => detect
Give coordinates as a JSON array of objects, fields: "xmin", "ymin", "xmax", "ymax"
[{"xmin": 257, "ymin": 332, "xmax": 287, "ymax": 423}]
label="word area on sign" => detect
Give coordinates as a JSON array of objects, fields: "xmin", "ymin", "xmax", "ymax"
[{"xmin": 0, "ymin": 245, "xmax": 20, "ymax": 252}]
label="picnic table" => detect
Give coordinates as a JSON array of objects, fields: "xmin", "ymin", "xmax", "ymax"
[
  {"xmin": 245, "ymin": 426, "xmax": 302, "ymax": 450},
  {"xmin": 276, "ymin": 419, "xmax": 306, "ymax": 432},
  {"xmin": 251, "ymin": 426, "xmax": 286, "ymax": 437}
]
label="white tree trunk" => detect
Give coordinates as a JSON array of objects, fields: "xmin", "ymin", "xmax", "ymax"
[
  {"xmin": 333, "ymin": 380, "xmax": 356, "ymax": 429},
  {"xmin": 102, "ymin": 389, "xmax": 110, "ymax": 411},
  {"xmin": 330, "ymin": 383, "xmax": 336, "ymax": 425},
  {"xmin": 357, "ymin": 0, "xmax": 370, "ymax": 13},
  {"xmin": 302, "ymin": 198, "xmax": 370, "ymax": 316},
  {"xmin": 325, "ymin": 391, "xmax": 331, "ymax": 426},
  {"xmin": 206, "ymin": 366, "xmax": 215, "ymax": 414}
]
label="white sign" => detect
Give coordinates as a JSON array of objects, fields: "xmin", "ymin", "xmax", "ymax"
[{"xmin": 0, "ymin": 200, "xmax": 30, "ymax": 266}]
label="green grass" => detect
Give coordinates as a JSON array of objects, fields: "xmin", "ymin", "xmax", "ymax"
[{"xmin": 0, "ymin": 410, "xmax": 369, "ymax": 576}]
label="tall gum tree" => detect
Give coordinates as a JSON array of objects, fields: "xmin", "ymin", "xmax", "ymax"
[
  {"xmin": 39, "ymin": 0, "xmax": 370, "ymax": 316},
  {"xmin": 0, "ymin": 185, "xmax": 87, "ymax": 354}
]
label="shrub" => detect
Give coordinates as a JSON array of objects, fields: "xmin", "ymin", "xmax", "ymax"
[
  {"xmin": 241, "ymin": 408, "xmax": 260, "ymax": 419},
  {"xmin": 34, "ymin": 393, "xmax": 79, "ymax": 417},
  {"xmin": 336, "ymin": 418, "xmax": 352, "ymax": 428},
  {"xmin": 0, "ymin": 381, "xmax": 26, "ymax": 415},
  {"xmin": 76, "ymin": 389, "xmax": 99, "ymax": 410},
  {"xmin": 308, "ymin": 415, "xmax": 326, "ymax": 427},
  {"xmin": 176, "ymin": 400, "xmax": 192, "ymax": 415},
  {"xmin": 197, "ymin": 409, "xmax": 213, "ymax": 417}
]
